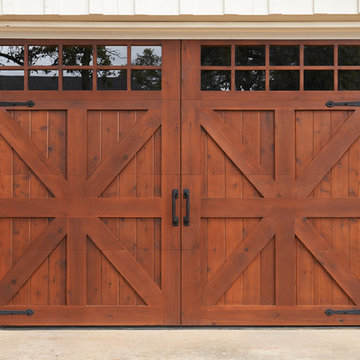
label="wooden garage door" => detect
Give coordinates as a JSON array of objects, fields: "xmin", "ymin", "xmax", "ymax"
[
  {"xmin": 0, "ymin": 40, "xmax": 180, "ymax": 325},
  {"xmin": 181, "ymin": 41, "xmax": 360, "ymax": 325}
]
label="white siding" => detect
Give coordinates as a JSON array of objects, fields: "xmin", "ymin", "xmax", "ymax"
[
  {"xmin": 225, "ymin": 0, "xmax": 268, "ymax": 15},
  {"xmin": 314, "ymin": 0, "xmax": 358, "ymax": 14},
  {"xmin": 180, "ymin": 0, "xmax": 223, "ymax": 14},
  {"xmin": 269, "ymin": 0, "xmax": 313, "ymax": 14},
  {"xmin": 0, "ymin": 0, "xmax": 360, "ymax": 15},
  {"xmin": 135, "ymin": 0, "xmax": 178, "ymax": 15}
]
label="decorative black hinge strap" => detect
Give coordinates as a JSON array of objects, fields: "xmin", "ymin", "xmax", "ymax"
[
  {"xmin": 325, "ymin": 308, "xmax": 360, "ymax": 316},
  {"xmin": 0, "ymin": 100, "xmax": 35, "ymax": 107},
  {"xmin": 326, "ymin": 101, "xmax": 360, "ymax": 108},
  {"xmin": 0, "ymin": 309, "xmax": 34, "ymax": 316}
]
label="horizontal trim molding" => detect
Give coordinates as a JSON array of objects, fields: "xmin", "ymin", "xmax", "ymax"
[{"xmin": 1, "ymin": 20, "xmax": 360, "ymax": 39}]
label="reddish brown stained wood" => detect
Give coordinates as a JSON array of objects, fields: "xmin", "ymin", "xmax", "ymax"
[
  {"xmin": 0, "ymin": 218, "xmax": 66, "ymax": 305},
  {"xmin": 295, "ymin": 110, "xmax": 360, "ymax": 198},
  {"xmin": 0, "ymin": 198, "xmax": 161, "ymax": 218},
  {"xmin": 295, "ymin": 110, "xmax": 315, "ymax": 305},
  {"xmin": 101, "ymin": 111, "xmax": 121, "ymax": 306},
  {"xmin": 85, "ymin": 109, "xmax": 161, "ymax": 197},
  {"xmin": 295, "ymin": 218, "xmax": 360, "ymax": 305},
  {"xmin": 66, "ymin": 218, "xmax": 87, "ymax": 306},
  {"xmin": 203, "ymin": 218, "xmax": 276, "ymax": 306},
  {"xmin": 0, "ymin": 305, "xmax": 162, "ymax": 326},
  {"xmin": 0, "ymin": 109, "xmax": 68, "ymax": 197},
  {"xmin": 29, "ymin": 111, "xmax": 50, "ymax": 305},
  {"xmin": 200, "ymin": 109, "xmax": 276, "ymax": 198},
  {"xmin": 87, "ymin": 218, "xmax": 162, "ymax": 307}
]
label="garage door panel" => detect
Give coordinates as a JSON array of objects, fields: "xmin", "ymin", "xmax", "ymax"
[{"xmin": 0, "ymin": 40, "xmax": 180, "ymax": 325}]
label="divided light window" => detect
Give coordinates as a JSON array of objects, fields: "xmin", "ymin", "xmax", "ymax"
[
  {"xmin": 0, "ymin": 43, "xmax": 162, "ymax": 91},
  {"xmin": 201, "ymin": 43, "xmax": 360, "ymax": 91}
]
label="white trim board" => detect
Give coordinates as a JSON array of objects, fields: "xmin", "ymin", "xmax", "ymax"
[{"xmin": 1, "ymin": 21, "xmax": 360, "ymax": 39}]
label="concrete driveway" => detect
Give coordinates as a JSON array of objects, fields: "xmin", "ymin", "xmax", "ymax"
[{"xmin": 1, "ymin": 327, "xmax": 359, "ymax": 360}]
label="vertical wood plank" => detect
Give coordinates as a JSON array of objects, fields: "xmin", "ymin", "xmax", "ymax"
[
  {"xmin": 12, "ymin": 111, "xmax": 30, "ymax": 305},
  {"xmin": 224, "ymin": 111, "xmax": 244, "ymax": 305},
  {"xmin": 181, "ymin": 101, "xmax": 202, "ymax": 324},
  {"xmin": 275, "ymin": 109, "xmax": 296, "ymax": 306},
  {"xmin": 331, "ymin": 111, "xmax": 351, "ymax": 304},
  {"xmin": 67, "ymin": 218, "xmax": 87, "ymax": 305},
  {"xmin": 118, "ymin": 110, "xmax": 137, "ymax": 305},
  {"xmin": 66, "ymin": 108, "xmax": 87, "ymax": 306},
  {"xmin": 0, "ymin": 121, "xmax": 13, "ymax": 300},
  {"xmin": 312, "ymin": 111, "xmax": 333, "ymax": 305},
  {"xmin": 101, "ymin": 111, "xmax": 120, "ymax": 305},
  {"xmin": 48, "ymin": 111, "xmax": 66, "ymax": 305},
  {"xmin": 260, "ymin": 111, "xmax": 275, "ymax": 305},
  {"xmin": 30, "ymin": 111, "xmax": 49, "ymax": 305},
  {"xmin": 206, "ymin": 115, "xmax": 226, "ymax": 305},
  {"xmin": 242, "ymin": 111, "xmax": 261, "ymax": 306},
  {"xmin": 86, "ymin": 111, "xmax": 102, "ymax": 305},
  {"xmin": 295, "ymin": 110, "xmax": 315, "ymax": 305},
  {"xmin": 161, "ymin": 40, "xmax": 181, "ymax": 324},
  {"xmin": 136, "ymin": 116, "xmax": 155, "ymax": 305},
  {"xmin": 349, "ymin": 136, "xmax": 360, "ymax": 297}
]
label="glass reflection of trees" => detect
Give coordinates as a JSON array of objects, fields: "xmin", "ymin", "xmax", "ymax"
[{"xmin": 0, "ymin": 45, "xmax": 162, "ymax": 90}]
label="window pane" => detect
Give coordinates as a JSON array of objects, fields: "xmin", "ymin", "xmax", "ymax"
[
  {"xmin": 235, "ymin": 70, "xmax": 265, "ymax": 91},
  {"xmin": 29, "ymin": 46, "xmax": 59, "ymax": 66},
  {"xmin": 131, "ymin": 46, "xmax": 162, "ymax": 66},
  {"xmin": 201, "ymin": 46, "xmax": 231, "ymax": 66},
  {"xmin": 201, "ymin": 70, "xmax": 231, "ymax": 91},
  {"xmin": 270, "ymin": 46, "xmax": 299, "ymax": 66},
  {"xmin": 63, "ymin": 70, "xmax": 93, "ymax": 90},
  {"xmin": 338, "ymin": 46, "xmax": 360, "ymax": 66},
  {"xmin": 97, "ymin": 70, "xmax": 127, "ymax": 90},
  {"xmin": 0, "ymin": 70, "xmax": 24, "ymax": 90},
  {"xmin": 339, "ymin": 70, "xmax": 360, "ymax": 90},
  {"xmin": 270, "ymin": 70, "xmax": 299, "ymax": 90},
  {"xmin": 235, "ymin": 46, "xmax": 265, "ymax": 66},
  {"xmin": 304, "ymin": 46, "xmax": 334, "ymax": 66},
  {"xmin": 63, "ymin": 46, "xmax": 93, "ymax": 66},
  {"xmin": 97, "ymin": 46, "xmax": 127, "ymax": 66},
  {"xmin": 29, "ymin": 70, "xmax": 58, "ymax": 90},
  {"xmin": 0, "ymin": 46, "xmax": 24, "ymax": 66},
  {"xmin": 304, "ymin": 70, "xmax": 333, "ymax": 90},
  {"xmin": 131, "ymin": 70, "xmax": 161, "ymax": 90}
]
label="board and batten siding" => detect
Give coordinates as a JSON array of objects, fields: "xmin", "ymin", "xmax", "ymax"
[{"xmin": 1, "ymin": 0, "xmax": 360, "ymax": 15}]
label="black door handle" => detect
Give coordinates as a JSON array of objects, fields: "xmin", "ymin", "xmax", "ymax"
[
  {"xmin": 183, "ymin": 189, "xmax": 190, "ymax": 226},
  {"xmin": 172, "ymin": 189, "xmax": 179, "ymax": 226}
]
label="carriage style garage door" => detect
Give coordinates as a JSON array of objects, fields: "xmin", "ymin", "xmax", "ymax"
[{"xmin": 1, "ymin": 40, "xmax": 360, "ymax": 326}]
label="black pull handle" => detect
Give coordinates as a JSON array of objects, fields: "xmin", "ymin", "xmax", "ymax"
[
  {"xmin": 183, "ymin": 189, "xmax": 190, "ymax": 226},
  {"xmin": 172, "ymin": 189, "xmax": 179, "ymax": 226}
]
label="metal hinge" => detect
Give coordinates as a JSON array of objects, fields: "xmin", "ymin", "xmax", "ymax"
[
  {"xmin": 0, "ymin": 309, "xmax": 34, "ymax": 316},
  {"xmin": 0, "ymin": 101, "xmax": 35, "ymax": 107},
  {"xmin": 325, "ymin": 308, "xmax": 360, "ymax": 316},
  {"xmin": 326, "ymin": 101, "xmax": 360, "ymax": 108}
]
